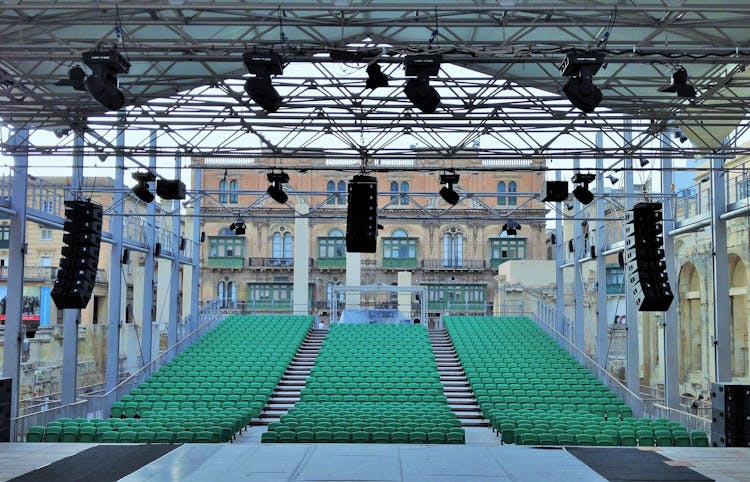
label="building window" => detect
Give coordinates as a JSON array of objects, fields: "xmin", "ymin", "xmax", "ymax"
[
  {"xmin": 327, "ymin": 181, "xmax": 336, "ymax": 205},
  {"xmin": 0, "ymin": 225, "xmax": 9, "ymax": 249},
  {"xmin": 41, "ymin": 200, "xmax": 55, "ymax": 213},
  {"xmin": 442, "ymin": 231, "xmax": 463, "ymax": 267},
  {"xmin": 40, "ymin": 228, "xmax": 53, "ymax": 241},
  {"xmin": 490, "ymin": 237, "xmax": 526, "ymax": 268},
  {"xmin": 229, "ymin": 180, "xmax": 239, "ymax": 204},
  {"xmin": 497, "ymin": 181, "xmax": 506, "ymax": 206},
  {"xmin": 508, "ymin": 181, "xmax": 518, "ymax": 205},
  {"xmin": 606, "ymin": 266, "xmax": 626, "ymax": 295},
  {"xmin": 208, "ymin": 236, "xmax": 245, "ymax": 258},
  {"xmin": 319, "ymin": 229, "xmax": 345, "ymax": 258},
  {"xmin": 423, "ymin": 283, "xmax": 487, "ymax": 313},
  {"xmin": 247, "ymin": 282, "xmax": 293, "ymax": 310},
  {"xmin": 337, "ymin": 181, "xmax": 346, "ymax": 204},
  {"xmin": 217, "ymin": 280, "xmax": 236, "ymax": 308},
  {"xmin": 271, "ymin": 231, "xmax": 293, "ymax": 263},
  {"xmin": 218, "ymin": 179, "xmax": 228, "ymax": 203},
  {"xmin": 40, "ymin": 255, "xmax": 52, "ymax": 267},
  {"xmin": 389, "ymin": 181, "xmax": 409, "ymax": 205},
  {"xmin": 383, "ymin": 229, "xmax": 417, "ymax": 268}
]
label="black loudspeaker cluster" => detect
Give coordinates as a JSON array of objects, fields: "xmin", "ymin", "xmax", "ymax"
[
  {"xmin": 624, "ymin": 202, "xmax": 674, "ymax": 311},
  {"xmin": 346, "ymin": 175, "xmax": 378, "ymax": 253},
  {"xmin": 51, "ymin": 200, "xmax": 103, "ymax": 310},
  {"xmin": 711, "ymin": 382, "xmax": 750, "ymax": 447},
  {"xmin": 0, "ymin": 378, "xmax": 10, "ymax": 442}
]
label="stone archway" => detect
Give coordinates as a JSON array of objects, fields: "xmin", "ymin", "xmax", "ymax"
[
  {"xmin": 729, "ymin": 254, "xmax": 749, "ymax": 378},
  {"xmin": 678, "ymin": 262, "xmax": 703, "ymax": 384}
]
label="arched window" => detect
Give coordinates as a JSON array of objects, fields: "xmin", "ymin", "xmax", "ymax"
[
  {"xmin": 337, "ymin": 180, "xmax": 346, "ymax": 204},
  {"xmin": 327, "ymin": 180, "xmax": 336, "ymax": 205},
  {"xmin": 272, "ymin": 232, "xmax": 282, "ymax": 258},
  {"xmin": 229, "ymin": 180, "xmax": 239, "ymax": 204},
  {"xmin": 283, "ymin": 232, "xmax": 293, "ymax": 259},
  {"xmin": 496, "ymin": 181, "xmax": 506, "ymax": 206},
  {"xmin": 218, "ymin": 179, "xmax": 227, "ymax": 203},
  {"xmin": 442, "ymin": 231, "xmax": 464, "ymax": 267},
  {"xmin": 390, "ymin": 181, "xmax": 399, "ymax": 202},
  {"xmin": 329, "ymin": 228, "xmax": 344, "ymax": 237},
  {"xmin": 400, "ymin": 181, "xmax": 410, "ymax": 205},
  {"xmin": 393, "ymin": 229, "xmax": 407, "ymax": 238},
  {"xmin": 219, "ymin": 227, "xmax": 233, "ymax": 236},
  {"xmin": 508, "ymin": 181, "xmax": 517, "ymax": 205}
]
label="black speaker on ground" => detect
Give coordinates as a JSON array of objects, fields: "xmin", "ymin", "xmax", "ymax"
[
  {"xmin": 0, "ymin": 378, "xmax": 11, "ymax": 442},
  {"xmin": 625, "ymin": 202, "xmax": 674, "ymax": 311},
  {"xmin": 541, "ymin": 180, "xmax": 569, "ymax": 202},
  {"xmin": 346, "ymin": 175, "xmax": 378, "ymax": 253},
  {"xmin": 51, "ymin": 200, "xmax": 103, "ymax": 310},
  {"xmin": 711, "ymin": 382, "xmax": 750, "ymax": 447}
]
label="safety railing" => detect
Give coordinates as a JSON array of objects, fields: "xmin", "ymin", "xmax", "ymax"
[
  {"xmin": 643, "ymin": 403, "xmax": 712, "ymax": 435},
  {"xmin": 11, "ymin": 300, "xmax": 224, "ymax": 440}
]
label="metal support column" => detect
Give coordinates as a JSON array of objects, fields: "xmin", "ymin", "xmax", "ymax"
[
  {"xmin": 293, "ymin": 203, "xmax": 311, "ymax": 314},
  {"xmin": 623, "ymin": 119, "xmax": 641, "ymax": 395},
  {"xmin": 140, "ymin": 131, "xmax": 157, "ymax": 365},
  {"xmin": 2, "ymin": 128, "xmax": 28, "ymax": 440},
  {"xmin": 595, "ymin": 133, "xmax": 609, "ymax": 367},
  {"xmin": 661, "ymin": 138, "xmax": 680, "ymax": 408},
  {"xmin": 710, "ymin": 155, "xmax": 732, "ymax": 382},
  {"xmin": 555, "ymin": 169, "xmax": 566, "ymax": 336},
  {"xmin": 573, "ymin": 157, "xmax": 585, "ymax": 351},
  {"xmin": 105, "ymin": 115, "xmax": 126, "ymax": 391},
  {"xmin": 167, "ymin": 156, "xmax": 181, "ymax": 349},
  {"xmin": 61, "ymin": 131, "xmax": 84, "ymax": 405},
  {"xmin": 190, "ymin": 166, "xmax": 202, "ymax": 333}
]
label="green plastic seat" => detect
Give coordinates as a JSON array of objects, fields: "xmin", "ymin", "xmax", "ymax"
[
  {"xmin": 691, "ymin": 431, "xmax": 709, "ymax": 447},
  {"xmin": 155, "ymin": 431, "xmax": 175, "ymax": 443},
  {"xmin": 43, "ymin": 426, "xmax": 62, "ymax": 443},
  {"xmin": 100, "ymin": 431, "xmax": 120, "ymax": 443},
  {"xmin": 26, "ymin": 426, "xmax": 45, "ymax": 442}
]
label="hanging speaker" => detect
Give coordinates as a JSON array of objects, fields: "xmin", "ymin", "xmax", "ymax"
[
  {"xmin": 590, "ymin": 245, "xmax": 596, "ymax": 259},
  {"xmin": 121, "ymin": 248, "xmax": 129, "ymax": 265},
  {"xmin": 541, "ymin": 180, "xmax": 569, "ymax": 202},
  {"xmin": 346, "ymin": 175, "xmax": 378, "ymax": 253},
  {"xmin": 179, "ymin": 237, "xmax": 186, "ymax": 251},
  {"xmin": 568, "ymin": 239, "xmax": 574, "ymax": 253},
  {"xmin": 200, "ymin": 231, "xmax": 206, "ymax": 243},
  {"xmin": 154, "ymin": 242, "xmax": 162, "ymax": 257}
]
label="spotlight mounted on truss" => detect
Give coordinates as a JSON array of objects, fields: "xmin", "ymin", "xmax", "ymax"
[
  {"xmin": 58, "ymin": 49, "xmax": 131, "ymax": 111},
  {"xmin": 658, "ymin": 66, "xmax": 696, "ymax": 98},
  {"xmin": 571, "ymin": 173, "xmax": 596, "ymax": 205},
  {"xmin": 438, "ymin": 172, "xmax": 460, "ymax": 206},
  {"xmin": 243, "ymin": 52, "xmax": 284, "ymax": 113},
  {"xmin": 404, "ymin": 54, "xmax": 442, "ymax": 114},
  {"xmin": 365, "ymin": 63, "xmax": 389, "ymax": 89},
  {"xmin": 502, "ymin": 220, "xmax": 522, "ymax": 236},
  {"xmin": 559, "ymin": 51, "xmax": 604, "ymax": 113},
  {"xmin": 607, "ymin": 174, "xmax": 619, "ymax": 185},
  {"xmin": 229, "ymin": 219, "xmax": 246, "ymax": 236},
  {"xmin": 266, "ymin": 172, "xmax": 290, "ymax": 204},
  {"xmin": 131, "ymin": 171, "xmax": 156, "ymax": 204}
]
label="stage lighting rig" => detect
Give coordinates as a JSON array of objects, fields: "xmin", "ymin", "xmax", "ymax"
[
  {"xmin": 438, "ymin": 172, "xmax": 460, "ymax": 206},
  {"xmin": 571, "ymin": 173, "xmax": 596, "ymax": 205},
  {"xmin": 131, "ymin": 171, "xmax": 156, "ymax": 204},
  {"xmin": 267, "ymin": 172, "xmax": 290, "ymax": 204},
  {"xmin": 658, "ymin": 66, "xmax": 696, "ymax": 98},
  {"xmin": 243, "ymin": 52, "xmax": 284, "ymax": 113},
  {"xmin": 559, "ymin": 51, "xmax": 604, "ymax": 113},
  {"xmin": 82, "ymin": 49, "xmax": 131, "ymax": 111},
  {"xmin": 404, "ymin": 54, "xmax": 442, "ymax": 114}
]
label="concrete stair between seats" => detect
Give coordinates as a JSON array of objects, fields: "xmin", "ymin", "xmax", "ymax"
[
  {"xmin": 429, "ymin": 329, "xmax": 490, "ymax": 428},
  {"xmin": 253, "ymin": 328, "xmax": 328, "ymax": 426}
]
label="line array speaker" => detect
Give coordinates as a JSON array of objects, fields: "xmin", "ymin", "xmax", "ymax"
[
  {"xmin": 0, "ymin": 378, "xmax": 11, "ymax": 442},
  {"xmin": 711, "ymin": 382, "xmax": 750, "ymax": 447},
  {"xmin": 346, "ymin": 175, "xmax": 378, "ymax": 253},
  {"xmin": 625, "ymin": 202, "xmax": 674, "ymax": 311},
  {"xmin": 51, "ymin": 200, "xmax": 103, "ymax": 310}
]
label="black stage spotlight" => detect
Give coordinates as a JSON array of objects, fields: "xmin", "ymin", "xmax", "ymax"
[
  {"xmin": 229, "ymin": 219, "xmax": 246, "ymax": 236},
  {"xmin": 82, "ymin": 49, "xmax": 131, "ymax": 111},
  {"xmin": 658, "ymin": 66, "xmax": 696, "ymax": 98},
  {"xmin": 607, "ymin": 174, "xmax": 619, "ymax": 185},
  {"xmin": 156, "ymin": 178, "xmax": 187, "ymax": 200},
  {"xmin": 243, "ymin": 52, "xmax": 283, "ymax": 113},
  {"xmin": 571, "ymin": 172, "xmax": 596, "ymax": 205},
  {"xmin": 438, "ymin": 172, "xmax": 460, "ymax": 206},
  {"xmin": 55, "ymin": 66, "xmax": 87, "ymax": 91},
  {"xmin": 365, "ymin": 63, "xmax": 389, "ymax": 89},
  {"xmin": 131, "ymin": 171, "xmax": 156, "ymax": 203},
  {"xmin": 559, "ymin": 51, "xmax": 604, "ymax": 113},
  {"xmin": 502, "ymin": 220, "xmax": 521, "ymax": 236},
  {"xmin": 639, "ymin": 157, "xmax": 650, "ymax": 168},
  {"xmin": 404, "ymin": 54, "xmax": 442, "ymax": 114},
  {"xmin": 266, "ymin": 172, "xmax": 290, "ymax": 204}
]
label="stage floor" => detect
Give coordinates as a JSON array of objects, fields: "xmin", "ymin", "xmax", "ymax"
[{"xmin": 2, "ymin": 430, "xmax": 748, "ymax": 482}]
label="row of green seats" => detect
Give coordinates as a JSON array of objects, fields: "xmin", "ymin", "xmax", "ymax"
[{"xmin": 445, "ymin": 316, "xmax": 704, "ymax": 447}]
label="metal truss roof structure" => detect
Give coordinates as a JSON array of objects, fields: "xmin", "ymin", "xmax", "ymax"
[{"xmin": 1, "ymin": 1, "xmax": 750, "ymax": 166}]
